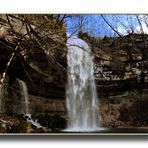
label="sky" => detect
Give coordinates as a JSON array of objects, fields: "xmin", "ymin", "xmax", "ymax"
[{"xmin": 65, "ymin": 14, "xmax": 148, "ymax": 37}]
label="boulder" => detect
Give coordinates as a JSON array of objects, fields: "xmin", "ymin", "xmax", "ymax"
[{"xmin": 35, "ymin": 114, "xmax": 66, "ymax": 130}]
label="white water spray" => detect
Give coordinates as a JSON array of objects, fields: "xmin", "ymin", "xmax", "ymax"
[
  {"xmin": 66, "ymin": 35, "xmax": 100, "ymax": 131},
  {"xmin": 25, "ymin": 114, "xmax": 42, "ymax": 129},
  {"xmin": 17, "ymin": 79, "xmax": 42, "ymax": 129},
  {"xmin": 17, "ymin": 79, "xmax": 30, "ymax": 115}
]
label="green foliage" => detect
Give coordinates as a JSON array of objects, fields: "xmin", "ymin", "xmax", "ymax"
[{"xmin": 9, "ymin": 120, "xmax": 28, "ymax": 133}]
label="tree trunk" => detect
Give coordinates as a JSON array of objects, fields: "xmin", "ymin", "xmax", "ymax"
[
  {"xmin": 0, "ymin": 52, "xmax": 15, "ymax": 88},
  {"xmin": 0, "ymin": 41, "xmax": 20, "ymax": 88}
]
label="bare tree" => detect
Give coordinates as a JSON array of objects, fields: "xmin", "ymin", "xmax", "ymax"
[
  {"xmin": 101, "ymin": 15, "xmax": 123, "ymax": 38},
  {"xmin": 0, "ymin": 14, "xmax": 69, "ymax": 87}
]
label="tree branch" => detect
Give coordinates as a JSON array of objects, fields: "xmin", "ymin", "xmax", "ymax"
[{"xmin": 101, "ymin": 15, "xmax": 123, "ymax": 38}]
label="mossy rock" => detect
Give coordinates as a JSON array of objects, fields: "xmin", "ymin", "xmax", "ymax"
[{"xmin": 9, "ymin": 120, "xmax": 28, "ymax": 133}]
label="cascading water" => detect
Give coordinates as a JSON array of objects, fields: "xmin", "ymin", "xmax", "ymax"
[
  {"xmin": 17, "ymin": 79, "xmax": 30, "ymax": 115},
  {"xmin": 17, "ymin": 79, "xmax": 42, "ymax": 128},
  {"xmin": 66, "ymin": 35, "xmax": 100, "ymax": 131}
]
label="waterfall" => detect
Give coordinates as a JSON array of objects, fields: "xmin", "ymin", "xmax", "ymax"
[
  {"xmin": 17, "ymin": 79, "xmax": 43, "ymax": 129},
  {"xmin": 17, "ymin": 79, "xmax": 30, "ymax": 115},
  {"xmin": 66, "ymin": 35, "xmax": 100, "ymax": 131}
]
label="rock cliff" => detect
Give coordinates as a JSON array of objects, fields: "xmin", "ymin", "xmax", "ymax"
[{"xmin": 0, "ymin": 15, "xmax": 67, "ymax": 101}]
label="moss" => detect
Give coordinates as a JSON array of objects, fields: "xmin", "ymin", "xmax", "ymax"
[{"xmin": 9, "ymin": 120, "xmax": 28, "ymax": 133}]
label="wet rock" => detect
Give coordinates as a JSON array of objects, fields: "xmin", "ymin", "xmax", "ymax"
[
  {"xmin": 35, "ymin": 114, "xmax": 66, "ymax": 130},
  {"xmin": 36, "ymin": 114, "xmax": 52, "ymax": 128},
  {"xmin": 51, "ymin": 114, "xmax": 66, "ymax": 130},
  {"xmin": 31, "ymin": 127, "xmax": 47, "ymax": 133}
]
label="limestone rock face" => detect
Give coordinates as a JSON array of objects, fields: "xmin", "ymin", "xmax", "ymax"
[
  {"xmin": 79, "ymin": 32, "xmax": 147, "ymax": 68},
  {"xmin": 0, "ymin": 15, "xmax": 67, "ymax": 100}
]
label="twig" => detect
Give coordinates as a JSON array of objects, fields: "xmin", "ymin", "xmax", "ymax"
[{"xmin": 101, "ymin": 15, "xmax": 123, "ymax": 38}]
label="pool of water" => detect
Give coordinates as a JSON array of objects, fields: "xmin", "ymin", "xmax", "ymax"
[{"xmin": 51, "ymin": 127, "xmax": 148, "ymax": 134}]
